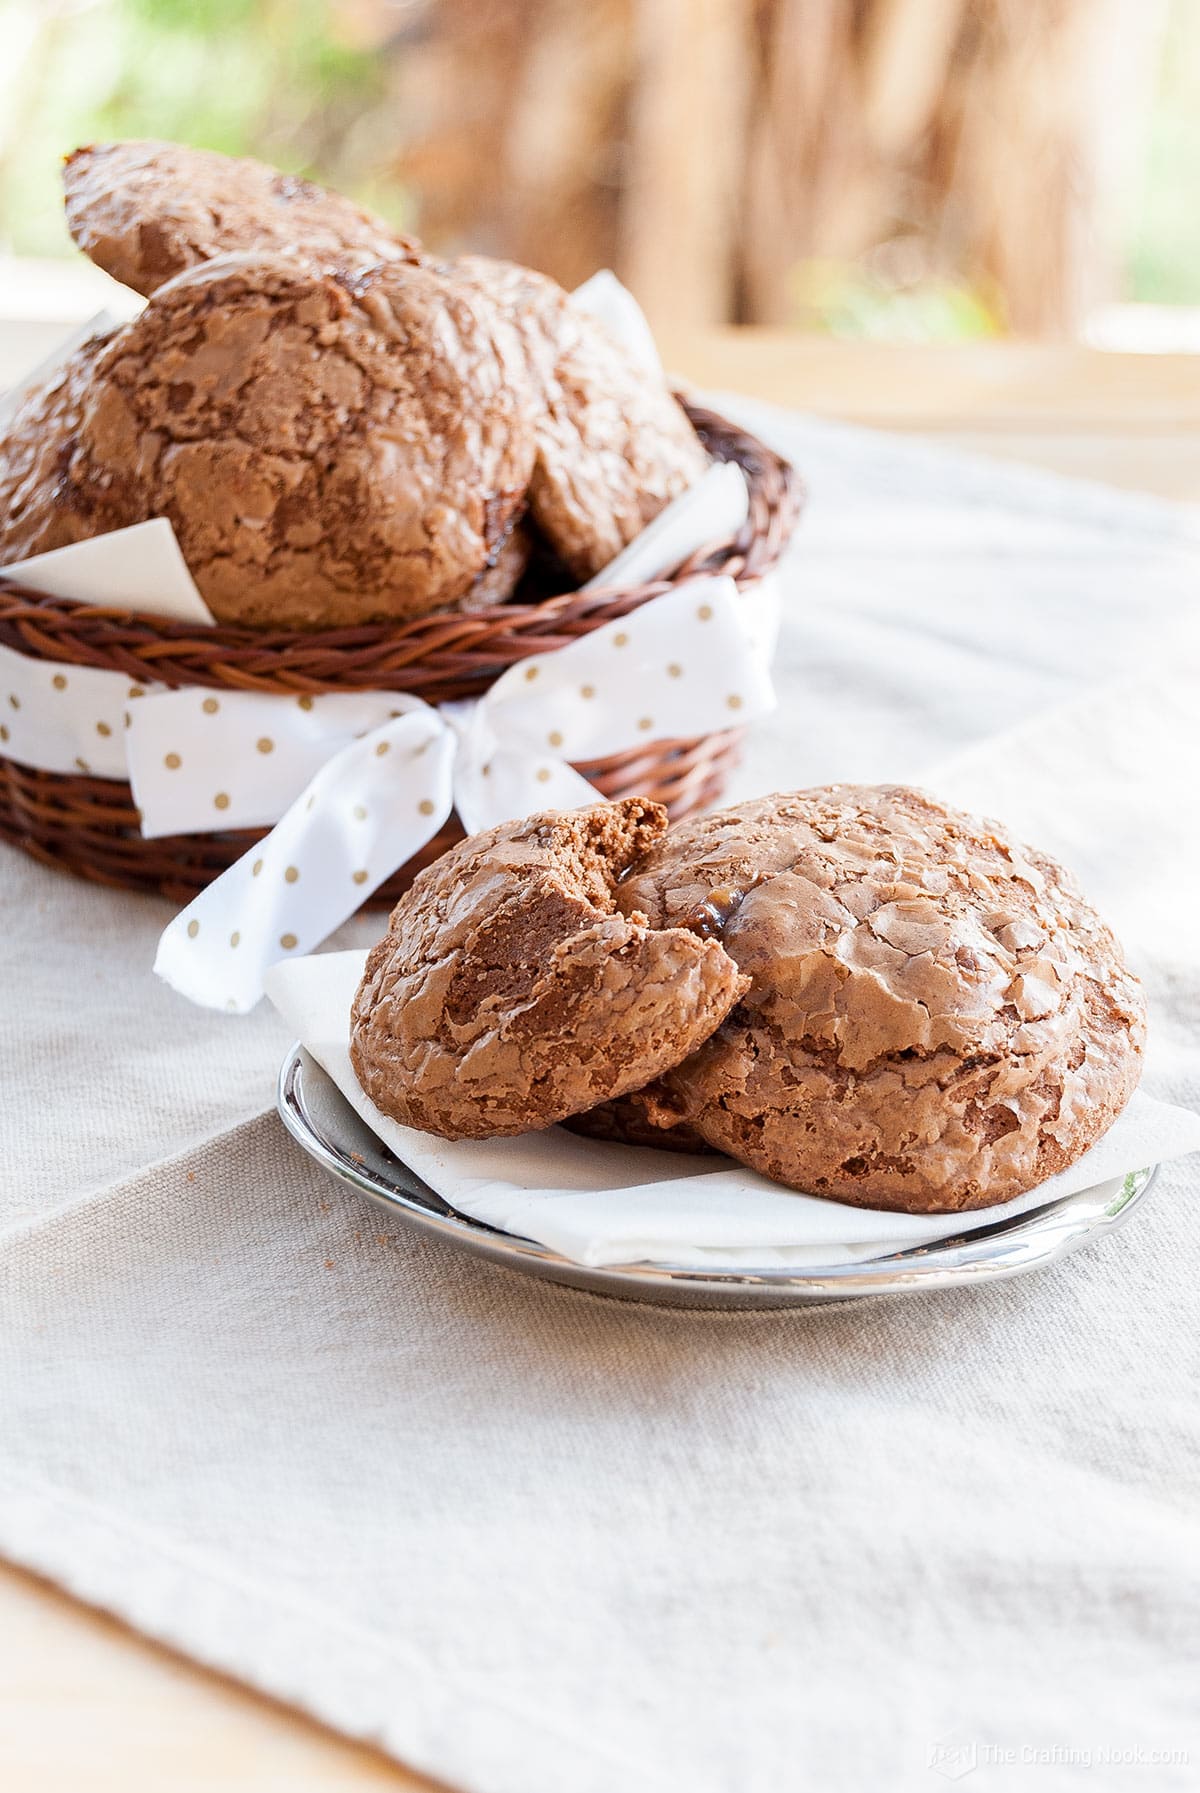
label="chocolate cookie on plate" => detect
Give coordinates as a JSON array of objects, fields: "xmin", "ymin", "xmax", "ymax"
[
  {"xmin": 350, "ymin": 799, "xmax": 748, "ymax": 1140},
  {"xmin": 606, "ymin": 785, "xmax": 1148, "ymax": 1213}
]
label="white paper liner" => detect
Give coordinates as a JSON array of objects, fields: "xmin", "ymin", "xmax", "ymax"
[
  {"xmin": 570, "ymin": 269, "xmax": 663, "ymax": 376},
  {"xmin": 265, "ymin": 948, "xmax": 1200, "ymax": 1271},
  {"xmin": 1, "ymin": 517, "xmax": 214, "ymax": 623}
]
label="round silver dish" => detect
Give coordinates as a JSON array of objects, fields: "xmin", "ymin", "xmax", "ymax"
[{"xmin": 277, "ymin": 1044, "xmax": 1157, "ymax": 1310}]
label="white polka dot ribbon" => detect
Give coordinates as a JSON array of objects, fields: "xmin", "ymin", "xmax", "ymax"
[
  {"xmin": 153, "ymin": 571, "xmax": 776, "ymax": 1012},
  {"xmin": 0, "ymin": 517, "xmax": 215, "ymax": 775}
]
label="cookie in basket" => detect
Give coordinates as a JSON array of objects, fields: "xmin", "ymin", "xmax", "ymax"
[
  {"xmin": 0, "ymin": 329, "xmax": 113, "ymax": 552},
  {"xmin": 455, "ymin": 255, "xmax": 710, "ymax": 578},
  {"xmin": 0, "ymin": 253, "xmax": 540, "ymax": 629},
  {"xmin": 63, "ymin": 138, "xmax": 420, "ymax": 297},
  {"xmin": 65, "ymin": 140, "xmax": 711, "ymax": 590},
  {"xmin": 2, "ymin": 138, "xmax": 715, "ymax": 633}
]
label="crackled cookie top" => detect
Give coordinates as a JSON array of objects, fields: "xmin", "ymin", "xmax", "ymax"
[
  {"xmin": 0, "ymin": 254, "xmax": 539, "ymax": 629},
  {"xmin": 0, "ymin": 329, "xmax": 115, "ymax": 569},
  {"xmin": 64, "ymin": 139, "xmax": 418, "ymax": 296},
  {"xmin": 454, "ymin": 256, "xmax": 709, "ymax": 579},
  {"xmin": 611, "ymin": 785, "xmax": 1147, "ymax": 1213},
  {"xmin": 350, "ymin": 799, "xmax": 748, "ymax": 1140}
]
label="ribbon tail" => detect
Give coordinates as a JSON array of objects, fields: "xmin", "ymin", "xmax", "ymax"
[
  {"xmin": 155, "ymin": 710, "xmax": 455, "ymax": 1013},
  {"xmin": 444, "ymin": 697, "xmax": 599, "ymax": 835},
  {"xmin": 457, "ymin": 744, "xmax": 599, "ymax": 835}
]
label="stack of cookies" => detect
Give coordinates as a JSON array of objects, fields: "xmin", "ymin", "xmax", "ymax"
[
  {"xmin": 350, "ymin": 786, "xmax": 1147, "ymax": 1215},
  {"xmin": 0, "ymin": 141, "xmax": 709, "ymax": 630}
]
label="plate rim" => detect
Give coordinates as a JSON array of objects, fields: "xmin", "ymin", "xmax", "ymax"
[{"xmin": 275, "ymin": 1043, "xmax": 1157, "ymax": 1306}]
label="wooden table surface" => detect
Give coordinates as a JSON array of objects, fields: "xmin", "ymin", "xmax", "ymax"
[{"xmin": 3, "ymin": 330, "xmax": 1197, "ymax": 1790}]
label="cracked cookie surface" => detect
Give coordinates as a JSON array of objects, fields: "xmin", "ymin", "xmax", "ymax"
[
  {"xmin": 0, "ymin": 328, "xmax": 115, "ymax": 560},
  {"xmin": 454, "ymin": 256, "xmax": 709, "ymax": 578},
  {"xmin": 64, "ymin": 139, "xmax": 419, "ymax": 297},
  {"xmin": 0, "ymin": 254, "xmax": 539, "ymax": 628},
  {"xmin": 350, "ymin": 798, "xmax": 748, "ymax": 1140},
  {"xmin": 603, "ymin": 785, "xmax": 1147, "ymax": 1212}
]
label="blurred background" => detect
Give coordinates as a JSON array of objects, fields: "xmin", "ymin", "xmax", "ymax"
[{"xmin": 1, "ymin": 0, "xmax": 1198, "ymax": 348}]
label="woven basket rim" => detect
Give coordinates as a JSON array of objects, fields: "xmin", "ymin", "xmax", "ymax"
[
  {"xmin": 0, "ymin": 727, "xmax": 744, "ymax": 906},
  {"xmin": 0, "ymin": 399, "xmax": 802, "ymax": 701}
]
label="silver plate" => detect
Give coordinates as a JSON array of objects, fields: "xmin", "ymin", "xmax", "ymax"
[{"xmin": 277, "ymin": 1044, "xmax": 1157, "ymax": 1310}]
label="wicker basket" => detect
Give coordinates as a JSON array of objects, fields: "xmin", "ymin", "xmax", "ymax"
[{"xmin": 0, "ymin": 400, "xmax": 801, "ymax": 906}]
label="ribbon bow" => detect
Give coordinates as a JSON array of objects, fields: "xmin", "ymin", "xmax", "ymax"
[{"xmin": 150, "ymin": 572, "xmax": 776, "ymax": 1011}]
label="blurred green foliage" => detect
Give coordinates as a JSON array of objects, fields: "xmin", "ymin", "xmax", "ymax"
[
  {"xmin": 787, "ymin": 257, "xmax": 1001, "ymax": 343},
  {"xmin": 2, "ymin": 0, "xmax": 1198, "ymax": 333},
  {"xmin": 0, "ymin": 0, "xmax": 409, "ymax": 259},
  {"xmin": 1124, "ymin": 0, "xmax": 1200, "ymax": 305}
]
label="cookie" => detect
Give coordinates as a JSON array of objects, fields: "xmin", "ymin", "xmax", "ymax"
[
  {"xmin": 564, "ymin": 1092, "xmax": 716, "ymax": 1156},
  {"xmin": 462, "ymin": 520, "xmax": 532, "ymax": 609},
  {"xmin": 604, "ymin": 786, "xmax": 1147, "ymax": 1213},
  {"xmin": 0, "ymin": 254, "xmax": 539, "ymax": 629},
  {"xmin": 0, "ymin": 328, "xmax": 115, "ymax": 568},
  {"xmin": 64, "ymin": 140, "xmax": 419, "ymax": 297},
  {"xmin": 350, "ymin": 799, "xmax": 748, "ymax": 1140},
  {"xmin": 454, "ymin": 256, "xmax": 709, "ymax": 579}
]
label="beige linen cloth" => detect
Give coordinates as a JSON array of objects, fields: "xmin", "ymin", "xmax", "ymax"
[{"xmin": 2, "ymin": 405, "xmax": 1200, "ymax": 1792}]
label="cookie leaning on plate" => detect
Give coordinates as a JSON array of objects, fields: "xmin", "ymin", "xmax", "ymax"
[
  {"xmin": 350, "ymin": 798, "xmax": 748, "ymax": 1139},
  {"xmin": 351, "ymin": 786, "xmax": 1147, "ymax": 1215}
]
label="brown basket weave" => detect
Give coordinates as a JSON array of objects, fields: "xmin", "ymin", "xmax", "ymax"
[{"xmin": 0, "ymin": 400, "xmax": 801, "ymax": 906}]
